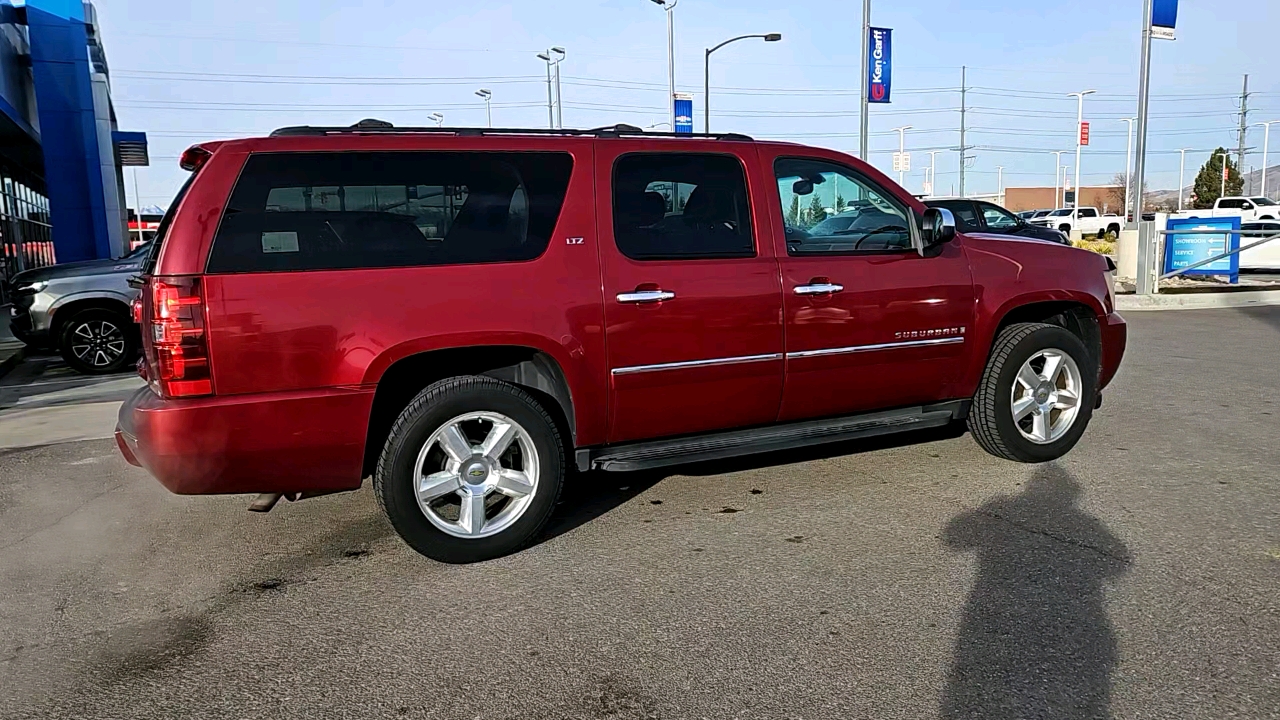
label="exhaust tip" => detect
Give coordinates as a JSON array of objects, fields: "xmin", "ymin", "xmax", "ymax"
[{"xmin": 248, "ymin": 493, "xmax": 283, "ymax": 513}]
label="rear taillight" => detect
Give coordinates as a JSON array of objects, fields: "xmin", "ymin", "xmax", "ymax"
[
  {"xmin": 149, "ymin": 277, "xmax": 212, "ymax": 397},
  {"xmin": 130, "ymin": 295, "xmax": 143, "ymax": 324}
]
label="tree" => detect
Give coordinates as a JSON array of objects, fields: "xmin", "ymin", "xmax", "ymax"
[
  {"xmin": 1106, "ymin": 172, "xmax": 1148, "ymax": 216},
  {"xmin": 807, "ymin": 194, "xmax": 826, "ymax": 227},
  {"xmin": 786, "ymin": 195, "xmax": 801, "ymax": 226},
  {"xmin": 1192, "ymin": 148, "xmax": 1244, "ymax": 209},
  {"xmin": 835, "ymin": 193, "xmax": 847, "ymax": 213}
]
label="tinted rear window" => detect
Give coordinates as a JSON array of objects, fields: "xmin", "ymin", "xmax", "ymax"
[{"xmin": 207, "ymin": 151, "xmax": 573, "ymax": 273}]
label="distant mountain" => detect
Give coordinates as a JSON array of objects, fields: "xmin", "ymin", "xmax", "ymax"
[{"xmin": 1148, "ymin": 164, "xmax": 1280, "ymax": 208}]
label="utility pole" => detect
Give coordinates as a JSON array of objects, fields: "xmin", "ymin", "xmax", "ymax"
[
  {"xmin": 1237, "ymin": 74, "xmax": 1250, "ymax": 174},
  {"xmin": 859, "ymin": 0, "xmax": 870, "ymax": 160},
  {"xmin": 958, "ymin": 66, "xmax": 968, "ymax": 198}
]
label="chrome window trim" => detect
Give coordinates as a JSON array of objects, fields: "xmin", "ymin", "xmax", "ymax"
[
  {"xmin": 611, "ymin": 352, "xmax": 783, "ymax": 376},
  {"xmin": 786, "ymin": 336, "xmax": 964, "ymax": 359}
]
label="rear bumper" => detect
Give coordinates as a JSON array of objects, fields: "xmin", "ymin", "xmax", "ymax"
[
  {"xmin": 1099, "ymin": 311, "xmax": 1127, "ymax": 389},
  {"xmin": 116, "ymin": 385, "xmax": 375, "ymax": 495}
]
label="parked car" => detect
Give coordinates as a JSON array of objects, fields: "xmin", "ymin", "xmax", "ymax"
[
  {"xmin": 1174, "ymin": 196, "xmax": 1280, "ymax": 222},
  {"xmin": 1239, "ymin": 221, "xmax": 1280, "ymax": 270},
  {"xmin": 926, "ymin": 199, "xmax": 1070, "ymax": 245},
  {"xmin": 8, "ymin": 242, "xmax": 147, "ymax": 374},
  {"xmin": 1017, "ymin": 208, "xmax": 1053, "ymax": 221},
  {"xmin": 115, "ymin": 122, "xmax": 1126, "ymax": 563},
  {"xmin": 1029, "ymin": 207, "xmax": 1124, "ymax": 238}
]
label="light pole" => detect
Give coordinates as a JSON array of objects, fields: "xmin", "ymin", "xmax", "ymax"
[
  {"xmin": 650, "ymin": 0, "xmax": 678, "ymax": 130},
  {"xmin": 1216, "ymin": 151, "xmax": 1230, "ymax": 202},
  {"xmin": 475, "ymin": 89, "xmax": 492, "ymax": 128},
  {"xmin": 891, "ymin": 125, "xmax": 912, "ymax": 185},
  {"xmin": 1052, "ymin": 150, "xmax": 1069, "ymax": 208},
  {"xmin": 1253, "ymin": 121, "xmax": 1279, "ymax": 199},
  {"xmin": 429, "ymin": 112, "xmax": 444, "ymax": 128},
  {"xmin": 1121, "ymin": 117, "xmax": 1135, "ymax": 219},
  {"xmin": 1068, "ymin": 89, "xmax": 1096, "ymax": 225},
  {"xmin": 536, "ymin": 51, "xmax": 555, "ymax": 128},
  {"xmin": 551, "ymin": 47, "xmax": 565, "ymax": 129},
  {"xmin": 704, "ymin": 33, "xmax": 781, "ymax": 133},
  {"xmin": 1060, "ymin": 165, "xmax": 1072, "ymax": 211},
  {"xmin": 995, "ymin": 165, "xmax": 1004, "ymax": 202},
  {"xmin": 1177, "ymin": 148, "xmax": 1192, "ymax": 211},
  {"xmin": 926, "ymin": 149, "xmax": 940, "ymax": 197}
]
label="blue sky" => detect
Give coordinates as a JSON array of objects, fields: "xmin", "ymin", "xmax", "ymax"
[{"xmin": 97, "ymin": 0, "xmax": 1278, "ymax": 209}]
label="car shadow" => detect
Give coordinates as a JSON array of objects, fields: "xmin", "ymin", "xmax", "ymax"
[
  {"xmin": 940, "ymin": 464, "xmax": 1131, "ymax": 720},
  {"xmin": 538, "ymin": 422, "xmax": 967, "ymax": 544}
]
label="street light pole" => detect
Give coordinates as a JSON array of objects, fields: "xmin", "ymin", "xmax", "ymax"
[
  {"xmin": 996, "ymin": 165, "xmax": 1004, "ymax": 201},
  {"xmin": 704, "ymin": 33, "xmax": 781, "ymax": 133},
  {"xmin": 1177, "ymin": 148, "xmax": 1191, "ymax": 211},
  {"xmin": 1253, "ymin": 121, "xmax": 1279, "ymax": 199},
  {"xmin": 1217, "ymin": 151, "xmax": 1230, "ymax": 201},
  {"xmin": 551, "ymin": 47, "xmax": 566, "ymax": 129},
  {"xmin": 859, "ymin": 0, "xmax": 871, "ymax": 160},
  {"xmin": 1052, "ymin": 150, "xmax": 1069, "ymax": 208},
  {"xmin": 1068, "ymin": 89, "xmax": 1096, "ymax": 227},
  {"xmin": 537, "ymin": 51, "xmax": 554, "ymax": 129},
  {"xmin": 650, "ymin": 0, "xmax": 679, "ymax": 130},
  {"xmin": 475, "ymin": 89, "xmax": 492, "ymax": 128},
  {"xmin": 1121, "ymin": 117, "xmax": 1136, "ymax": 218},
  {"xmin": 927, "ymin": 149, "xmax": 940, "ymax": 197},
  {"xmin": 429, "ymin": 112, "xmax": 444, "ymax": 128},
  {"xmin": 892, "ymin": 125, "xmax": 912, "ymax": 185}
]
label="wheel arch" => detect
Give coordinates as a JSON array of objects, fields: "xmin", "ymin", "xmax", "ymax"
[
  {"xmin": 361, "ymin": 345, "xmax": 576, "ymax": 479},
  {"xmin": 990, "ymin": 299, "xmax": 1102, "ymax": 366},
  {"xmin": 49, "ymin": 294, "xmax": 134, "ymax": 340}
]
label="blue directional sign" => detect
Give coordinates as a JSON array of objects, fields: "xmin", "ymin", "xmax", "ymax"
[{"xmin": 1164, "ymin": 216, "xmax": 1239, "ymax": 283}]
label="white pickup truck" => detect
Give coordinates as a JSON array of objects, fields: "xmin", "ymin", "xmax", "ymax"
[
  {"xmin": 1029, "ymin": 207, "xmax": 1125, "ymax": 238},
  {"xmin": 1174, "ymin": 196, "xmax": 1280, "ymax": 221}
]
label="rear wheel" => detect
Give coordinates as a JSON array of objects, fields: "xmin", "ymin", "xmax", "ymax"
[
  {"xmin": 968, "ymin": 322, "xmax": 1097, "ymax": 463},
  {"xmin": 374, "ymin": 376, "xmax": 565, "ymax": 563},
  {"xmin": 58, "ymin": 308, "xmax": 136, "ymax": 375}
]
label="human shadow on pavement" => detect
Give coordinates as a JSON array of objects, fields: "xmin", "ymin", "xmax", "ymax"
[{"xmin": 941, "ymin": 464, "xmax": 1131, "ymax": 720}]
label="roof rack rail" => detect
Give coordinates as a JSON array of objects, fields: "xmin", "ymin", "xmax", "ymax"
[{"xmin": 269, "ymin": 119, "xmax": 753, "ymax": 141}]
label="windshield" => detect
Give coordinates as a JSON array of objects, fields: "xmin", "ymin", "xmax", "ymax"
[{"xmin": 1252, "ymin": 197, "xmax": 1277, "ymax": 206}]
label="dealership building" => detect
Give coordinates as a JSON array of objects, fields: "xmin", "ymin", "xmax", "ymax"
[{"xmin": 0, "ymin": 0, "xmax": 145, "ymax": 300}]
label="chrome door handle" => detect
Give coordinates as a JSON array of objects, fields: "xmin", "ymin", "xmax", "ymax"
[
  {"xmin": 794, "ymin": 283, "xmax": 844, "ymax": 295},
  {"xmin": 617, "ymin": 290, "xmax": 676, "ymax": 304}
]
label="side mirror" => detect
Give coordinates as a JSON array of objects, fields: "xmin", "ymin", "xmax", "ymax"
[
  {"xmin": 921, "ymin": 207, "xmax": 956, "ymax": 248},
  {"xmin": 792, "ymin": 179, "xmax": 814, "ymax": 196}
]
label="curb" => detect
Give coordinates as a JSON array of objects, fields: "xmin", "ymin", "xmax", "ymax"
[
  {"xmin": 1117, "ymin": 290, "xmax": 1280, "ymax": 311},
  {"xmin": 0, "ymin": 344, "xmax": 25, "ymax": 380}
]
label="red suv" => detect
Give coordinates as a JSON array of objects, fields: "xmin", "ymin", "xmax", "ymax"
[{"xmin": 116, "ymin": 122, "xmax": 1126, "ymax": 563}]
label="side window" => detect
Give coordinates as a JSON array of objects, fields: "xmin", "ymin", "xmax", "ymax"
[
  {"xmin": 1218, "ymin": 199, "xmax": 1242, "ymax": 209},
  {"xmin": 980, "ymin": 203, "xmax": 1019, "ymax": 229},
  {"xmin": 929, "ymin": 201, "xmax": 981, "ymax": 232},
  {"xmin": 775, "ymin": 157, "xmax": 912, "ymax": 254},
  {"xmin": 612, "ymin": 153, "xmax": 754, "ymax": 260},
  {"xmin": 1079, "ymin": 208, "xmax": 1098, "ymax": 218},
  {"xmin": 208, "ymin": 151, "xmax": 571, "ymax": 273}
]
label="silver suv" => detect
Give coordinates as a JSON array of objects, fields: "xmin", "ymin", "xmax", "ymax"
[{"xmin": 7, "ymin": 243, "xmax": 146, "ymax": 374}]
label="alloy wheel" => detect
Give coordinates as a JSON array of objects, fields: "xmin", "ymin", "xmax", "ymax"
[
  {"xmin": 69, "ymin": 320, "xmax": 127, "ymax": 369},
  {"xmin": 1010, "ymin": 349, "xmax": 1083, "ymax": 444}
]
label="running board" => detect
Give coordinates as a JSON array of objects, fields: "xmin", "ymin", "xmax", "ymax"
[{"xmin": 577, "ymin": 401, "xmax": 969, "ymax": 472}]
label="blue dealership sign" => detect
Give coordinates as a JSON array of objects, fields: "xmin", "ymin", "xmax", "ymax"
[
  {"xmin": 1152, "ymin": 0, "xmax": 1178, "ymax": 29},
  {"xmin": 1164, "ymin": 216, "xmax": 1239, "ymax": 283},
  {"xmin": 673, "ymin": 93, "xmax": 693, "ymax": 134},
  {"xmin": 867, "ymin": 27, "xmax": 892, "ymax": 104}
]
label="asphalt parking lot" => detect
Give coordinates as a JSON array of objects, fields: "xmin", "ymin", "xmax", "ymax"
[{"xmin": 1, "ymin": 308, "xmax": 1277, "ymax": 720}]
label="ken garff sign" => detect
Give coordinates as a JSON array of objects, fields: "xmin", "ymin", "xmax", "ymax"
[
  {"xmin": 673, "ymin": 92, "xmax": 694, "ymax": 134},
  {"xmin": 867, "ymin": 27, "xmax": 892, "ymax": 104}
]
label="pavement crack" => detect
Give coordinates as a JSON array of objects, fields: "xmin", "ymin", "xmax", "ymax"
[
  {"xmin": 976, "ymin": 509, "xmax": 1132, "ymax": 564},
  {"xmin": 0, "ymin": 481, "xmax": 128, "ymax": 552}
]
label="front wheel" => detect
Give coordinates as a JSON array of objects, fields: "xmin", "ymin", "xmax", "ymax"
[
  {"xmin": 968, "ymin": 323, "xmax": 1097, "ymax": 463},
  {"xmin": 58, "ymin": 308, "xmax": 137, "ymax": 374},
  {"xmin": 374, "ymin": 376, "xmax": 565, "ymax": 563}
]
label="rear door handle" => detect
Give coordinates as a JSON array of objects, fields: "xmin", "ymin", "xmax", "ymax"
[
  {"xmin": 617, "ymin": 289, "xmax": 676, "ymax": 304},
  {"xmin": 794, "ymin": 283, "xmax": 844, "ymax": 295}
]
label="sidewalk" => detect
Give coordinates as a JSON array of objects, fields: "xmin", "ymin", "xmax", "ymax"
[{"xmin": 0, "ymin": 306, "xmax": 25, "ymax": 380}]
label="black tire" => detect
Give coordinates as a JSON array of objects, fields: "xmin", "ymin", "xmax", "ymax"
[
  {"xmin": 374, "ymin": 375, "xmax": 565, "ymax": 563},
  {"xmin": 1096, "ymin": 228, "xmax": 1107, "ymax": 240},
  {"xmin": 968, "ymin": 322, "xmax": 1098, "ymax": 463},
  {"xmin": 1058, "ymin": 224, "xmax": 1072, "ymax": 234},
  {"xmin": 57, "ymin": 308, "xmax": 137, "ymax": 375}
]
